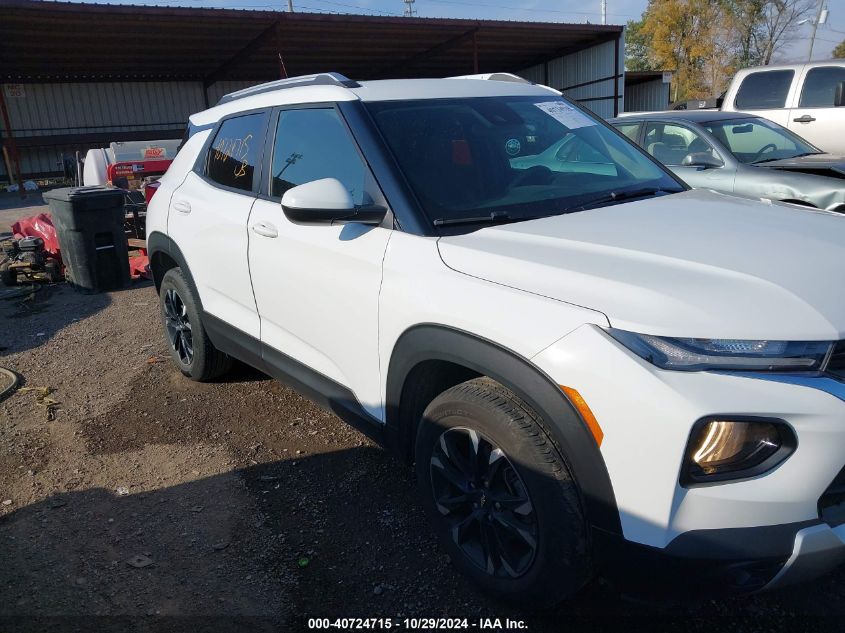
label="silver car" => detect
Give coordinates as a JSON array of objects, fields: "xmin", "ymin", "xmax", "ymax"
[{"xmin": 609, "ymin": 111, "xmax": 845, "ymax": 212}]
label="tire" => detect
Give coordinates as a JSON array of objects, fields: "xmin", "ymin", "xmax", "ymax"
[
  {"xmin": 0, "ymin": 262, "xmax": 16, "ymax": 287},
  {"xmin": 415, "ymin": 377, "xmax": 590, "ymax": 608},
  {"xmin": 158, "ymin": 268, "xmax": 231, "ymax": 381},
  {"xmin": 44, "ymin": 259, "xmax": 63, "ymax": 283}
]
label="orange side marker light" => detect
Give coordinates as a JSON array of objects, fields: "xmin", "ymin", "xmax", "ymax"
[{"xmin": 560, "ymin": 385, "xmax": 604, "ymax": 447}]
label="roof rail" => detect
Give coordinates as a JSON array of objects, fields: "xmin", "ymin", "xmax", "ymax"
[
  {"xmin": 448, "ymin": 72, "xmax": 532, "ymax": 84},
  {"xmin": 217, "ymin": 73, "xmax": 360, "ymax": 105}
]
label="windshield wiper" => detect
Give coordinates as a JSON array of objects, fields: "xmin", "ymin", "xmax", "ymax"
[
  {"xmin": 433, "ymin": 211, "xmax": 516, "ymax": 227},
  {"xmin": 753, "ymin": 152, "xmax": 819, "ymax": 165},
  {"xmin": 567, "ymin": 187, "xmax": 670, "ymax": 212}
]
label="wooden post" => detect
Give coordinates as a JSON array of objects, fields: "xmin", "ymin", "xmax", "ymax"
[
  {"xmin": 0, "ymin": 85, "xmax": 25, "ymax": 198},
  {"xmin": 472, "ymin": 30, "xmax": 479, "ymax": 74}
]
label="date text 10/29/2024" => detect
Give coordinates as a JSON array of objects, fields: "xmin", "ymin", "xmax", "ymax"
[{"xmin": 307, "ymin": 618, "xmax": 528, "ymax": 630}]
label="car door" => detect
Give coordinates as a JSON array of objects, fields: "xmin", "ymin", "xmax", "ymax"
[
  {"xmin": 247, "ymin": 106, "xmax": 392, "ymax": 418},
  {"xmin": 730, "ymin": 68, "xmax": 797, "ymax": 128},
  {"xmin": 168, "ymin": 110, "xmax": 269, "ymax": 340},
  {"xmin": 788, "ymin": 65, "xmax": 845, "ymax": 155},
  {"xmin": 641, "ymin": 121, "xmax": 734, "ymax": 192}
]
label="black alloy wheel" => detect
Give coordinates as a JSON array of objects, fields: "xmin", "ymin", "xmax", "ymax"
[
  {"xmin": 163, "ymin": 287, "xmax": 193, "ymax": 365},
  {"xmin": 430, "ymin": 426, "xmax": 538, "ymax": 579}
]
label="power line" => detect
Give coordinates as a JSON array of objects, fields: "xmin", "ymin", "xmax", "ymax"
[{"xmin": 423, "ymin": 0, "xmax": 634, "ymax": 18}]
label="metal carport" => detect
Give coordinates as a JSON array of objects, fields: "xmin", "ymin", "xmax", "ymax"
[{"xmin": 0, "ymin": 0, "xmax": 624, "ymax": 181}]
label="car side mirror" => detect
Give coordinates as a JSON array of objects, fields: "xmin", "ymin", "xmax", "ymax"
[
  {"xmin": 281, "ymin": 178, "xmax": 386, "ymax": 226},
  {"xmin": 835, "ymin": 81, "xmax": 845, "ymax": 108},
  {"xmin": 682, "ymin": 152, "xmax": 723, "ymax": 169}
]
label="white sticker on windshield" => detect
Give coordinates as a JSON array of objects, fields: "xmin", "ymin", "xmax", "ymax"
[{"xmin": 534, "ymin": 101, "xmax": 594, "ymax": 130}]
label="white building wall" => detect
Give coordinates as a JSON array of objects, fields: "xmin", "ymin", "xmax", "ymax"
[
  {"xmin": 624, "ymin": 77, "xmax": 671, "ymax": 112},
  {"xmin": 518, "ymin": 36, "xmax": 624, "ymax": 119}
]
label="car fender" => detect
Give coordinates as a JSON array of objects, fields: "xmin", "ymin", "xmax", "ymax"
[{"xmin": 385, "ymin": 323, "xmax": 622, "ymax": 538}]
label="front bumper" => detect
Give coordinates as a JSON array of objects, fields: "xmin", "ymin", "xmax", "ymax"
[
  {"xmin": 764, "ymin": 523, "xmax": 845, "ymax": 590},
  {"xmin": 532, "ymin": 324, "xmax": 845, "ymax": 588}
]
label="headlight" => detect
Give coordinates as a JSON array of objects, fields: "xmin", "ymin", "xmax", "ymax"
[
  {"xmin": 606, "ymin": 329, "xmax": 833, "ymax": 372},
  {"xmin": 682, "ymin": 417, "xmax": 796, "ymax": 485}
]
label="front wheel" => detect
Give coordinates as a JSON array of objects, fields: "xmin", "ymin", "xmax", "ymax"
[
  {"xmin": 158, "ymin": 268, "xmax": 231, "ymax": 381},
  {"xmin": 415, "ymin": 377, "xmax": 591, "ymax": 608}
]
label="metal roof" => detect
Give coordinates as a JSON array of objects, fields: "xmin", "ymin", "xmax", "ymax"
[{"xmin": 1, "ymin": 0, "xmax": 623, "ymax": 83}]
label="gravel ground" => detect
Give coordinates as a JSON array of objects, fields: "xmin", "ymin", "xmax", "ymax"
[{"xmin": 2, "ymin": 279, "xmax": 845, "ymax": 632}]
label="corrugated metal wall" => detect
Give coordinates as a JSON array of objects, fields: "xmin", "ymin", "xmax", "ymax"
[
  {"xmin": 2, "ymin": 39, "xmax": 623, "ymax": 181},
  {"xmin": 624, "ymin": 77, "xmax": 671, "ymax": 112},
  {"xmin": 518, "ymin": 37, "xmax": 624, "ymax": 119},
  {"xmin": 0, "ymin": 80, "xmax": 262, "ymax": 179}
]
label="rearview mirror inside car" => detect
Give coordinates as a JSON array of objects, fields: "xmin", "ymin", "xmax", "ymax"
[
  {"xmin": 835, "ymin": 81, "xmax": 845, "ymax": 108},
  {"xmin": 281, "ymin": 178, "xmax": 386, "ymax": 226},
  {"xmin": 731, "ymin": 124, "xmax": 753, "ymax": 134},
  {"xmin": 681, "ymin": 152, "xmax": 723, "ymax": 169}
]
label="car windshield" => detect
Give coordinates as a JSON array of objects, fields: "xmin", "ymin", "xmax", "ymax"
[
  {"xmin": 365, "ymin": 96, "xmax": 683, "ymax": 228},
  {"xmin": 703, "ymin": 117, "xmax": 821, "ymax": 164}
]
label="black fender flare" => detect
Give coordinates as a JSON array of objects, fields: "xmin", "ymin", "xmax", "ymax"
[
  {"xmin": 385, "ymin": 324, "xmax": 622, "ymax": 537},
  {"xmin": 147, "ymin": 231, "xmax": 203, "ymax": 311}
]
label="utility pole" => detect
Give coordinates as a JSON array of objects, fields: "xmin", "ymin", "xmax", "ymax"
[
  {"xmin": 807, "ymin": 1, "xmax": 828, "ymax": 61},
  {"xmin": 403, "ymin": 0, "xmax": 416, "ymax": 17},
  {"xmin": 601, "ymin": 0, "xmax": 606, "ymax": 25}
]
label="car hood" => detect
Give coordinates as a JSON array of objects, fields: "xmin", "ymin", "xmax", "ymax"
[
  {"xmin": 761, "ymin": 153, "xmax": 845, "ymax": 178},
  {"xmin": 437, "ymin": 190, "xmax": 845, "ymax": 340}
]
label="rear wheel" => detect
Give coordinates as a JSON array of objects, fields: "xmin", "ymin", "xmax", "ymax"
[
  {"xmin": 415, "ymin": 377, "xmax": 591, "ymax": 608},
  {"xmin": 159, "ymin": 268, "xmax": 231, "ymax": 381}
]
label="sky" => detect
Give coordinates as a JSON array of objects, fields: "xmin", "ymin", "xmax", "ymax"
[{"xmin": 80, "ymin": 0, "xmax": 844, "ymax": 61}]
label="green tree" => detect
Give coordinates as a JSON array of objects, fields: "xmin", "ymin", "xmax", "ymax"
[
  {"xmin": 638, "ymin": 0, "xmax": 724, "ymax": 101},
  {"xmin": 624, "ymin": 19, "xmax": 654, "ymax": 71},
  {"xmin": 834, "ymin": 39, "xmax": 845, "ymax": 59}
]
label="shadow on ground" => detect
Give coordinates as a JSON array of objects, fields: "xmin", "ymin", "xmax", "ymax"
[{"xmin": 2, "ymin": 442, "xmax": 844, "ymax": 633}]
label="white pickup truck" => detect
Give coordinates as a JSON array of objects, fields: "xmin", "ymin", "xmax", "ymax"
[{"xmin": 720, "ymin": 60, "xmax": 845, "ymax": 155}]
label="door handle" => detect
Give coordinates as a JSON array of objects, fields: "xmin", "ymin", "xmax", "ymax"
[
  {"xmin": 173, "ymin": 199, "xmax": 192, "ymax": 214},
  {"xmin": 251, "ymin": 222, "xmax": 278, "ymax": 238},
  {"xmin": 793, "ymin": 115, "xmax": 816, "ymax": 123}
]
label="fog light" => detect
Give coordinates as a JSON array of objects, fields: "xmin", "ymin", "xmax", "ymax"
[{"xmin": 682, "ymin": 418, "xmax": 795, "ymax": 486}]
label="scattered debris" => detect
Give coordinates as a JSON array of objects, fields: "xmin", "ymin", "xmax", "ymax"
[
  {"xmin": 116, "ymin": 486, "xmax": 130, "ymax": 496},
  {"xmin": 146, "ymin": 356, "xmax": 166, "ymax": 364},
  {"xmin": 2, "ymin": 499, "xmax": 12, "ymax": 506},
  {"xmin": 212, "ymin": 541, "xmax": 230, "ymax": 551},
  {"xmin": 190, "ymin": 505, "xmax": 204, "ymax": 513},
  {"xmin": 297, "ymin": 557, "xmax": 310, "ymax": 569},
  {"xmin": 49, "ymin": 499, "xmax": 67, "ymax": 509},
  {"xmin": 17, "ymin": 386, "xmax": 60, "ymax": 420},
  {"xmin": 126, "ymin": 554, "xmax": 154, "ymax": 569},
  {"xmin": 373, "ymin": 585, "xmax": 384, "ymax": 595}
]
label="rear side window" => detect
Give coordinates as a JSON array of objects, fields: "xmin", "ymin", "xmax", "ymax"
[
  {"xmin": 734, "ymin": 70, "xmax": 794, "ymax": 110},
  {"xmin": 205, "ymin": 112, "xmax": 268, "ymax": 192},
  {"xmin": 799, "ymin": 66, "xmax": 845, "ymax": 107},
  {"xmin": 613, "ymin": 122, "xmax": 640, "ymax": 141}
]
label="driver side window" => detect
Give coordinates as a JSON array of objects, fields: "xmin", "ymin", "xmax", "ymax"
[
  {"xmin": 270, "ymin": 108, "xmax": 379, "ymax": 206},
  {"xmin": 643, "ymin": 122, "xmax": 717, "ymax": 166}
]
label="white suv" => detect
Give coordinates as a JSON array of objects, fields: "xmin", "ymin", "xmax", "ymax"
[{"xmin": 147, "ymin": 72, "xmax": 845, "ymax": 605}]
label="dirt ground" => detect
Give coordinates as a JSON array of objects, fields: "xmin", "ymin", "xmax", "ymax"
[
  {"xmin": 2, "ymin": 277, "xmax": 845, "ymax": 633},
  {"xmin": 0, "ymin": 191, "xmax": 48, "ymax": 237}
]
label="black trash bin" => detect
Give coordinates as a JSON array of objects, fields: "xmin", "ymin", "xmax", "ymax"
[{"xmin": 43, "ymin": 186, "xmax": 130, "ymax": 293}]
